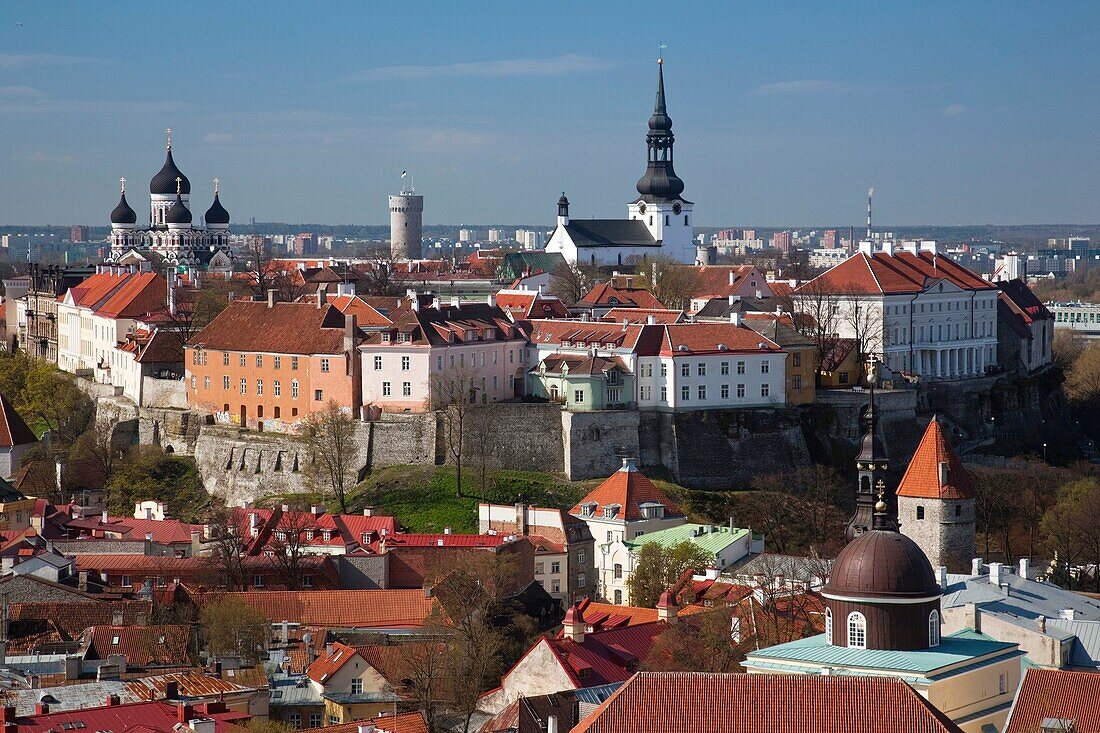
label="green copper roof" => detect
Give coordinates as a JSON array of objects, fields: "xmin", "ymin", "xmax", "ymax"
[
  {"xmin": 625, "ymin": 523, "xmax": 748, "ymax": 556},
  {"xmin": 745, "ymin": 630, "xmax": 1020, "ymax": 676}
]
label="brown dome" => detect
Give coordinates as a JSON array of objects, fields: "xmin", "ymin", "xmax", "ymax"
[{"xmin": 824, "ymin": 530, "xmax": 940, "ymax": 601}]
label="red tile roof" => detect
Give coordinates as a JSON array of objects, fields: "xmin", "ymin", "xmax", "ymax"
[
  {"xmin": 95, "ymin": 272, "xmax": 167, "ymax": 319},
  {"xmin": 300, "ymin": 712, "xmax": 427, "ymax": 733},
  {"xmin": 659, "ymin": 323, "xmax": 781, "ymax": 356},
  {"xmin": 212, "ymin": 590, "xmax": 436, "ymax": 628},
  {"xmin": 571, "ymin": 599, "xmax": 658, "ymax": 630},
  {"xmin": 187, "ymin": 301, "xmax": 354, "ymax": 354},
  {"xmin": 0, "ymin": 391, "xmax": 37, "ymax": 448},
  {"xmin": 681, "ymin": 265, "xmax": 773, "ymax": 299},
  {"xmin": 579, "ymin": 282, "xmax": 664, "ymax": 310},
  {"xmin": 9, "ymin": 598, "xmax": 152, "ymax": 637},
  {"xmin": 8, "ymin": 700, "xmax": 248, "ymax": 733},
  {"xmin": 495, "ymin": 289, "xmax": 570, "ymax": 320},
  {"xmin": 896, "ymin": 416, "xmax": 975, "ymax": 500},
  {"xmin": 306, "ymin": 641, "xmax": 360, "ymax": 683},
  {"xmin": 574, "ymin": 672, "xmax": 964, "ymax": 733},
  {"xmin": 602, "ymin": 308, "xmax": 685, "ymax": 324},
  {"xmin": 1004, "ymin": 668, "xmax": 1100, "ymax": 733},
  {"xmin": 546, "ymin": 623, "xmax": 664, "ymax": 687},
  {"xmin": 800, "ymin": 250, "xmax": 994, "ymax": 296},
  {"xmin": 316, "ymin": 294, "xmax": 393, "ymax": 327},
  {"xmin": 571, "ymin": 461, "xmax": 682, "ymax": 521},
  {"xmin": 82, "ymin": 624, "xmax": 190, "ymax": 667}
]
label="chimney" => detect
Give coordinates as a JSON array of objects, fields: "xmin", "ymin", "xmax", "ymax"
[
  {"xmin": 101, "ymin": 509, "xmax": 108, "ymax": 524},
  {"xmin": 989, "ymin": 562, "xmax": 1005, "ymax": 587},
  {"xmin": 937, "ymin": 566, "xmax": 948, "ymax": 590},
  {"xmin": 443, "ymin": 527, "xmax": 452, "ymax": 535},
  {"xmin": 1037, "ymin": 615, "xmax": 1046, "ymax": 633},
  {"xmin": 730, "ymin": 312, "xmax": 742, "ymax": 327},
  {"xmin": 317, "ymin": 289, "xmax": 327, "ymax": 309},
  {"xmin": 267, "ymin": 289, "xmax": 277, "ymax": 308},
  {"xmin": 515, "ymin": 503, "xmax": 527, "ymax": 535},
  {"xmin": 547, "ymin": 717, "xmax": 558, "ymax": 733},
  {"xmin": 450, "ymin": 297, "xmax": 460, "ymax": 308},
  {"xmin": 78, "ymin": 570, "xmax": 88, "ymax": 592},
  {"xmin": 0, "ymin": 706, "xmax": 17, "ymax": 726},
  {"xmin": 646, "ymin": 315, "xmax": 656, "ymax": 325},
  {"xmin": 35, "ymin": 702, "xmax": 49, "ymax": 715},
  {"xmin": 563, "ymin": 603, "xmax": 586, "ymax": 643},
  {"xmin": 188, "ymin": 718, "xmax": 216, "ymax": 733},
  {"xmin": 1019, "ymin": 557, "xmax": 1030, "ymax": 580},
  {"xmin": 344, "ymin": 313, "xmax": 357, "ymax": 353},
  {"xmin": 728, "ymin": 270, "xmax": 735, "ymax": 286},
  {"xmin": 166, "ymin": 681, "xmax": 180, "ymax": 701},
  {"xmin": 938, "ymin": 461, "xmax": 949, "ymax": 486},
  {"xmin": 486, "ymin": 293, "xmax": 495, "ymax": 307},
  {"xmin": 105, "ymin": 694, "xmax": 121, "ymax": 707},
  {"xmin": 1060, "ymin": 608, "xmax": 1076, "ymax": 621},
  {"xmin": 311, "ymin": 505, "xmax": 325, "ymax": 517},
  {"xmin": 280, "ymin": 620, "xmax": 289, "ymax": 645},
  {"xmin": 971, "ymin": 558, "xmax": 983, "ymax": 576},
  {"xmin": 362, "ymin": 506, "xmax": 374, "ymax": 517},
  {"xmin": 190, "ymin": 530, "xmax": 202, "ymax": 556}
]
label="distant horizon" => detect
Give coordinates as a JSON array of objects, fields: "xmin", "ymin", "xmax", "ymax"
[{"xmin": 1, "ymin": 2, "xmax": 1096, "ymax": 226}]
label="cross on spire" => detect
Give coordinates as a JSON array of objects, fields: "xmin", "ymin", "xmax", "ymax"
[
  {"xmin": 658, "ymin": 41, "xmax": 667, "ymax": 64},
  {"xmin": 175, "ymin": 176, "xmax": 182, "ymax": 195},
  {"xmin": 166, "ymin": 128, "xmax": 173, "ymax": 150},
  {"xmin": 120, "ymin": 177, "xmax": 126, "ymax": 194}
]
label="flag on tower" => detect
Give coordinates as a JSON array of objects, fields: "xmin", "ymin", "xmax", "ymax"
[{"xmin": 401, "ymin": 170, "xmax": 407, "ymax": 178}]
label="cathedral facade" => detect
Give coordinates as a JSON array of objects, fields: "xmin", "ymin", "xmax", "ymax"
[{"xmin": 109, "ymin": 132, "xmax": 233, "ymax": 268}]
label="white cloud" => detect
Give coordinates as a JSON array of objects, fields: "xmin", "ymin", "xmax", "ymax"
[
  {"xmin": 942, "ymin": 103, "xmax": 967, "ymax": 116},
  {"xmin": 752, "ymin": 79, "xmax": 877, "ymax": 96},
  {"xmin": 341, "ymin": 54, "xmax": 611, "ymax": 82},
  {"xmin": 0, "ymin": 53, "xmax": 104, "ymax": 68}
]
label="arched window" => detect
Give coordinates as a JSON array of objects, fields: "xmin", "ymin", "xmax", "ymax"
[
  {"xmin": 824, "ymin": 608, "xmax": 833, "ymax": 645},
  {"xmin": 929, "ymin": 610, "xmax": 940, "ymax": 647},
  {"xmin": 847, "ymin": 612, "xmax": 867, "ymax": 649}
]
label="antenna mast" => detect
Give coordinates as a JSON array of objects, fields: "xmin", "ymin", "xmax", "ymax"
[{"xmin": 866, "ymin": 186, "xmax": 874, "ymax": 241}]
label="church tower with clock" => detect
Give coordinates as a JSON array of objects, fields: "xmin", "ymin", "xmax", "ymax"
[{"xmin": 627, "ymin": 56, "xmax": 694, "ymax": 262}]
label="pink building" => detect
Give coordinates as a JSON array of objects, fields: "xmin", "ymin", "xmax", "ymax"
[
  {"xmin": 770, "ymin": 231, "xmax": 792, "ymax": 253},
  {"xmin": 823, "ymin": 229, "xmax": 837, "ymax": 249},
  {"xmin": 359, "ymin": 300, "xmax": 528, "ymax": 413}
]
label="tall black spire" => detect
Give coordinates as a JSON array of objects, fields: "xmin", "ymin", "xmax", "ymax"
[
  {"xmin": 846, "ymin": 359, "xmax": 890, "ymax": 541},
  {"xmin": 635, "ymin": 58, "xmax": 685, "ymax": 203}
]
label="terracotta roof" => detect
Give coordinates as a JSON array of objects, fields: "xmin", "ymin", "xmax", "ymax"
[
  {"xmin": 659, "ymin": 323, "xmax": 782, "ymax": 356},
  {"xmin": 997, "ymin": 278, "xmax": 1052, "ymax": 324},
  {"xmin": 359, "ymin": 302, "xmax": 523, "ymax": 348},
  {"xmin": 573, "ymin": 672, "xmax": 963, "ymax": 733},
  {"xmin": 187, "ymin": 301, "xmax": 354, "ymax": 354},
  {"xmin": 355, "ymin": 642, "xmax": 443, "ymax": 686},
  {"xmin": 9, "ymin": 598, "xmax": 152, "ymax": 638},
  {"xmin": 495, "ymin": 289, "xmax": 571, "ymax": 321},
  {"xmin": 602, "ymin": 308, "xmax": 685, "ymax": 324},
  {"xmin": 572, "ymin": 599, "xmax": 658, "ymax": 630},
  {"xmin": 800, "ymin": 250, "xmax": 994, "ymax": 296},
  {"xmin": 0, "ymin": 391, "xmax": 37, "ymax": 447},
  {"xmin": 579, "ymin": 282, "xmax": 664, "ymax": 310},
  {"xmin": 300, "ymin": 712, "xmax": 427, "ymax": 733},
  {"xmin": 296, "ymin": 293, "xmax": 393, "ymax": 327},
  {"xmin": 1004, "ymin": 668, "xmax": 1100, "ymax": 733},
  {"xmin": 95, "ymin": 272, "xmax": 167, "ymax": 319},
  {"xmin": 306, "ymin": 641, "xmax": 360, "ymax": 683},
  {"xmin": 82, "ymin": 624, "xmax": 190, "ymax": 667},
  {"xmin": 212, "ymin": 590, "xmax": 436, "ymax": 628},
  {"xmin": 545, "ymin": 623, "xmax": 664, "ymax": 687},
  {"xmin": 132, "ymin": 329, "xmax": 183, "ymax": 364},
  {"xmin": 526, "ymin": 320, "xmax": 656, "ymax": 353},
  {"xmin": 681, "ymin": 265, "xmax": 773, "ymax": 299},
  {"xmin": 896, "ymin": 416, "xmax": 975, "ymax": 500},
  {"xmin": 8, "ymin": 699, "xmax": 248, "ymax": 733},
  {"xmin": 571, "ymin": 461, "xmax": 682, "ymax": 521}
]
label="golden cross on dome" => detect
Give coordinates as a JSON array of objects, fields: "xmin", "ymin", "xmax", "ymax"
[
  {"xmin": 175, "ymin": 176, "xmax": 182, "ymax": 195},
  {"xmin": 119, "ymin": 177, "xmax": 125, "ymax": 194},
  {"xmin": 166, "ymin": 127, "xmax": 173, "ymax": 150}
]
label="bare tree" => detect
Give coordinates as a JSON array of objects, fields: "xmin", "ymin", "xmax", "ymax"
[
  {"xmin": 301, "ymin": 400, "xmax": 359, "ymax": 514},
  {"xmin": 549, "ymin": 260, "xmax": 598, "ymax": 305},
  {"xmin": 633, "ymin": 255, "xmax": 701, "ymax": 311},
  {"xmin": 206, "ymin": 507, "xmax": 252, "ymax": 592},
  {"xmin": 430, "ymin": 368, "xmax": 478, "ymax": 498},
  {"xmin": 843, "ymin": 291, "xmax": 883, "ymax": 363},
  {"xmin": 789, "ymin": 278, "xmax": 843, "ymax": 379},
  {"xmin": 267, "ymin": 506, "xmax": 314, "ymax": 590},
  {"xmin": 395, "ymin": 637, "xmax": 450, "ymax": 733},
  {"xmin": 465, "ymin": 405, "xmax": 499, "ymax": 494}
]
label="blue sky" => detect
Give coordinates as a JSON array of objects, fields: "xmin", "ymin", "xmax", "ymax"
[{"xmin": 0, "ymin": 1, "xmax": 1097, "ymax": 227}]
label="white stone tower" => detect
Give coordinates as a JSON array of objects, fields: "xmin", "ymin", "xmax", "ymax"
[
  {"xmin": 389, "ymin": 175, "xmax": 423, "ymax": 261},
  {"xmin": 896, "ymin": 416, "xmax": 977, "ymax": 573}
]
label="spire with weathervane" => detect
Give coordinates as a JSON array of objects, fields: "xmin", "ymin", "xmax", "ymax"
[
  {"xmin": 635, "ymin": 50, "xmax": 685, "ymax": 203},
  {"xmin": 846, "ymin": 356, "xmax": 891, "ymax": 541}
]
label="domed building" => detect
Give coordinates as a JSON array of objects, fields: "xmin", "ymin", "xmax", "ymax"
[
  {"xmin": 744, "ymin": 404, "xmax": 1026, "ymax": 733},
  {"xmin": 108, "ymin": 131, "xmax": 234, "ymax": 269}
]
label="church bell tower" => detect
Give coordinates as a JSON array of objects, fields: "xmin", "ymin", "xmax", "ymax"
[{"xmin": 846, "ymin": 359, "xmax": 889, "ymax": 541}]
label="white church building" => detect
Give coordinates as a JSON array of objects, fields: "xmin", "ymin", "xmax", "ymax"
[{"xmin": 545, "ymin": 59, "xmax": 695, "ymax": 266}]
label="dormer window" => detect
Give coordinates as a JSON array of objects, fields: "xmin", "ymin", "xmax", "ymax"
[
  {"xmin": 602, "ymin": 505, "xmax": 620, "ymax": 519},
  {"xmin": 580, "ymin": 503, "xmax": 597, "ymax": 517},
  {"xmin": 381, "ymin": 332, "xmax": 391, "ymax": 343},
  {"xmin": 322, "ymin": 530, "xmax": 333, "ymax": 541},
  {"xmin": 397, "ymin": 332, "xmax": 410, "ymax": 343}
]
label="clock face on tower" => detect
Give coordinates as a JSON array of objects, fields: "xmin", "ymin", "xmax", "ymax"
[{"xmin": 672, "ymin": 202, "xmax": 682, "ymax": 215}]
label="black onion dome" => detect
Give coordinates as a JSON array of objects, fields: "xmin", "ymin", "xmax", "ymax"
[
  {"xmin": 557, "ymin": 192, "xmax": 569, "ymax": 207},
  {"xmin": 824, "ymin": 529, "xmax": 940, "ymax": 600},
  {"xmin": 636, "ymin": 164, "xmax": 685, "ymax": 200},
  {"xmin": 110, "ymin": 192, "xmax": 137, "ymax": 225},
  {"xmin": 150, "ymin": 149, "xmax": 191, "ymax": 195},
  {"xmin": 636, "ymin": 61, "xmax": 685, "ymax": 201},
  {"xmin": 165, "ymin": 193, "xmax": 192, "ymax": 225},
  {"xmin": 204, "ymin": 192, "xmax": 230, "ymax": 224}
]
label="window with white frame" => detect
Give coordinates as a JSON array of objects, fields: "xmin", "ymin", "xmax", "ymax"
[
  {"xmin": 374, "ymin": 355, "xmax": 383, "ymax": 370},
  {"xmin": 401, "ymin": 356, "xmax": 410, "ymax": 371},
  {"xmin": 847, "ymin": 612, "xmax": 866, "ymax": 648},
  {"xmin": 824, "ymin": 607, "xmax": 832, "ymax": 644},
  {"xmin": 274, "ymin": 380, "xmax": 281, "ymax": 396},
  {"xmin": 929, "ymin": 610, "xmax": 940, "ymax": 647}
]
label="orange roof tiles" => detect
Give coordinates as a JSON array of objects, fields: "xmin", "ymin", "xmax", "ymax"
[
  {"xmin": 801, "ymin": 250, "xmax": 994, "ymax": 296},
  {"xmin": 682, "ymin": 265, "xmax": 773, "ymax": 299},
  {"xmin": 214, "ymin": 590, "xmax": 436, "ymax": 628},
  {"xmin": 660, "ymin": 322, "xmax": 781, "ymax": 356},
  {"xmin": 83, "ymin": 624, "xmax": 190, "ymax": 667},
  {"xmin": 306, "ymin": 641, "xmax": 359, "ymax": 683},
  {"xmin": 570, "ymin": 461, "xmax": 682, "ymax": 521},
  {"xmin": 301, "ymin": 712, "xmax": 427, "ymax": 733},
  {"xmin": 1005, "ymin": 668, "xmax": 1100, "ymax": 733},
  {"xmin": 0, "ymin": 391, "xmax": 37, "ymax": 448},
  {"xmin": 579, "ymin": 282, "xmax": 665, "ymax": 310},
  {"xmin": 603, "ymin": 308, "xmax": 685, "ymax": 324},
  {"xmin": 896, "ymin": 416, "xmax": 975, "ymax": 500},
  {"xmin": 187, "ymin": 301, "xmax": 353, "ymax": 354},
  {"xmin": 573, "ymin": 672, "xmax": 964, "ymax": 733}
]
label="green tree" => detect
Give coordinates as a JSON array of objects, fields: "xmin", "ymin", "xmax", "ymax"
[
  {"xmin": 199, "ymin": 595, "xmax": 269, "ymax": 662},
  {"xmin": 104, "ymin": 447, "xmax": 210, "ymax": 522},
  {"xmin": 626, "ymin": 540, "xmax": 711, "ymax": 608}
]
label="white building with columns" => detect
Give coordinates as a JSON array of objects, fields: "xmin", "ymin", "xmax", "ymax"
[{"xmin": 797, "ymin": 241, "xmax": 999, "ymax": 380}]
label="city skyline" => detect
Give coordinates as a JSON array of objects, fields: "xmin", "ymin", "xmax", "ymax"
[{"xmin": 1, "ymin": 1, "xmax": 1097, "ymax": 227}]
